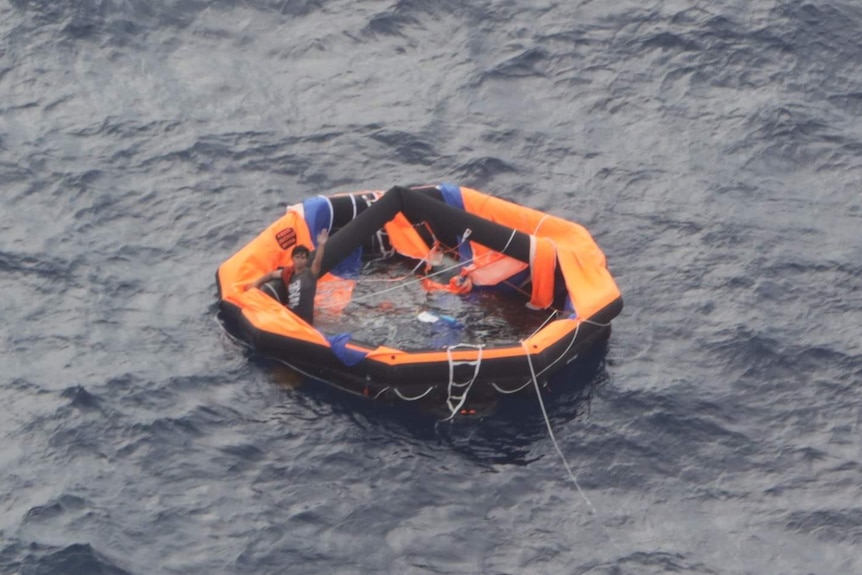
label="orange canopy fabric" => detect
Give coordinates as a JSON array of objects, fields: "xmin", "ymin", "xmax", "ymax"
[{"xmin": 459, "ymin": 186, "xmax": 620, "ymax": 317}]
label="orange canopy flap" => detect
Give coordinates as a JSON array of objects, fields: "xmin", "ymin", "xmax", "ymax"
[
  {"xmin": 529, "ymin": 236, "xmax": 557, "ymax": 310},
  {"xmin": 460, "ymin": 186, "xmax": 550, "ymax": 232},
  {"xmin": 459, "ymin": 185, "xmax": 619, "ymax": 317},
  {"xmin": 384, "ymin": 212, "xmax": 432, "ymax": 260},
  {"xmin": 464, "ymin": 254, "xmax": 528, "ymax": 286},
  {"xmin": 556, "ymin": 246, "xmax": 621, "ymax": 319}
]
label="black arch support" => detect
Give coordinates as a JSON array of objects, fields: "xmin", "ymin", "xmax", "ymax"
[{"xmin": 318, "ymin": 185, "xmax": 533, "ymax": 276}]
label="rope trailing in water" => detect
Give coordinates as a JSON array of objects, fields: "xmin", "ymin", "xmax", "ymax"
[{"xmin": 520, "ymin": 339, "xmax": 597, "ymax": 516}]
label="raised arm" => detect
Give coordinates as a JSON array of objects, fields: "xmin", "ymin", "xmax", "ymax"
[{"xmin": 310, "ymin": 228, "xmax": 328, "ymax": 278}]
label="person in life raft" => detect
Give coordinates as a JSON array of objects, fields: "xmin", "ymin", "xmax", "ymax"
[{"xmin": 246, "ymin": 229, "xmax": 328, "ymax": 324}]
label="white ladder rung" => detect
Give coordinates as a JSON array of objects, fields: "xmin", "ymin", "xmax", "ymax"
[{"xmin": 443, "ymin": 344, "xmax": 485, "ymax": 420}]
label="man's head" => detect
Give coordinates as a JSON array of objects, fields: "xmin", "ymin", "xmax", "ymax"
[{"xmin": 292, "ymin": 245, "xmax": 311, "ymax": 271}]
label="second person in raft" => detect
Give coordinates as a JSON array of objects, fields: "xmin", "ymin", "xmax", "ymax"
[{"xmin": 246, "ymin": 228, "xmax": 329, "ymax": 325}]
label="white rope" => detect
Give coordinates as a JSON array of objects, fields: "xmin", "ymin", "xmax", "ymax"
[
  {"xmin": 500, "ymin": 228, "xmax": 517, "ymax": 255},
  {"xmin": 317, "ymin": 225, "xmax": 520, "ymax": 310},
  {"xmin": 392, "ymin": 386, "xmax": 435, "ymax": 401},
  {"xmin": 521, "ymin": 315, "xmax": 612, "ymax": 383},
  {"xmin": 491, "ymin": 312, "xmax": 602, "ymax": 394},
  {"xmin": 491, "ymin": 380, "xmax": 532, "ymax": 394},
  {"xmin": 520, "ymin": 339, "xmax": 596, "ymax": 515},
  {"xmin": 317, "ymin": 257, "xmax": 472, "ymax": 309},
  {"xmin": 533, "ymin": 214, "xmax": 550, "ymax": 235},
  {"xmin": 349, "ymin": 245, "xmax": 442, "ymax": 284},
  {"xmin": 527, "ymin": 310, "xmax": 560, "ymax": 339}
]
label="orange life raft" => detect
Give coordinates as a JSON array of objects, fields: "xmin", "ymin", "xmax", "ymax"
[{"xmin": 216, "ymin": 184, "xmax": 622, "ymax": 409}]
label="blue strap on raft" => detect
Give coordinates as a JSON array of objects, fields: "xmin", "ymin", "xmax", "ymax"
[{"xmin": 326, "ymin": 333, "xmax": 368, "ymax": 366}]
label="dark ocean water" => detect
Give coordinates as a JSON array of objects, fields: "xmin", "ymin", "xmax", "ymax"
[{"xmin": 2, "ymin": 1, "xmax": 861, "ymax": 573}]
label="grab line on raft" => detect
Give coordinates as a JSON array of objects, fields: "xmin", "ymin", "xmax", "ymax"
[
  {"xmin": 529, "ymin": 317, "xmax": 613, "ymax": 383},
  {"xmin": 392, "ymin": 386, "xmax": 435, "ymax": 401}
]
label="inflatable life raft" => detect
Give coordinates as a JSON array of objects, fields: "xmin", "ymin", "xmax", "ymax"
[{"xmin": 216, "ymin": 184, "xmax": 622, "ymax": 412}]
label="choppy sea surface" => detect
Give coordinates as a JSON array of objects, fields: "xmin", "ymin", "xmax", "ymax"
[{"xmin": 2, "ymin": 1, "xmax": 861, "ymax": 574}]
